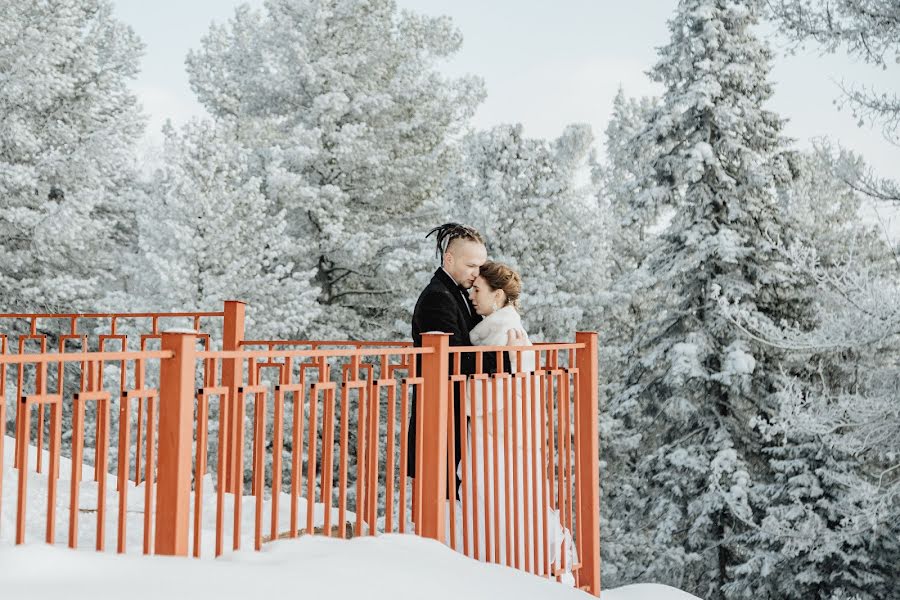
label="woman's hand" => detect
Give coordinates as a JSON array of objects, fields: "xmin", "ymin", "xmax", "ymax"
[{"xmin": 506, "ymin": 328, "xmax": 527, "ymax": 346}]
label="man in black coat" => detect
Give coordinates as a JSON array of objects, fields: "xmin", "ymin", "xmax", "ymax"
[{"xmin": 407, "ymin": 223, "xmax": 513, "ymax": 500}]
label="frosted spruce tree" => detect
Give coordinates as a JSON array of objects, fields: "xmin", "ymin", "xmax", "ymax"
[
  {"xmin": 0, "ymin": 0, "xmax": 144, "ymax": 312},
  {"xmin": 607, "ymin": 2, "xmax": 815, "ymax": 597},
  {"xmin": 732, "ymin": 427, "xmax": 899, "ymax": 600},
  {"xmin": 442, "ymin": 123, "xmax": 606, "ymax": 342},
  {"xmin": 778, "ymin": 144, "xmax": 888, "ymax": 271},
  {"xmin": 129, "ymin": 120, "xmax": 323, "ymax": 491},
  {"xmin": 720, "ymin": 147, "xmax": 900, "ymax": 599},
  {"xmin": 592, "ymin": 89, "xmax": 670, "ymax": 586},
  {"xmin": 184, "ymin": 0, "xmax": 485, "ymax": 339},
  {"xmin": 596, "ymin": 89, "xmax": 664, "ymax": 279},
  {"xmin": 721, "ymin": 269, "xmax": 900, "ymax": 600},
  {"xmin": 135, "ymin": 120, "xmax": 321, "ymax": 340}
]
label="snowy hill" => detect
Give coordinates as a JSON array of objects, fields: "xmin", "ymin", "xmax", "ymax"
[
  {"xmin": 0, "ymin": 537, "xmax": 701, "ymax": 600},
  {"xmin": 1, "ymin": 437, "xmax": 701, "ymax": 600}
]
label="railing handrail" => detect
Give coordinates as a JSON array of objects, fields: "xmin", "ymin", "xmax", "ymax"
[
  {"xmin": 240, "ymin": 339, "xmax": 413, "ymax": 347},
  {"xmin": 0, "ymin": 308, "xmax": 230, "ymax": 337},
  {"xmin": 0, "ymin": 344, "xmax": 583, "ymax": 366},
  {"xmin": 448, "ymin": 342, "xmax": 585, "ymax": 353},
  {"xmin": 0, "ymin": 311, "xmax": 225, "ymax": 319},
  {"xmin": 196, "ymin": 347, "xmax": 434, "ymax": 361},
  {"xmin": 0, "ymin": 349, "xmax": 174, "ymax": 364}
]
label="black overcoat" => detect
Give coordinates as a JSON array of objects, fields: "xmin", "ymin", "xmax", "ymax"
[{"xmin": 406, "ymin": 268, "xmax": 510, "ymax": 497}]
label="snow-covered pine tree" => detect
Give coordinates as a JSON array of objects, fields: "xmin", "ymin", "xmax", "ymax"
[
  {"xmin": 442, "ymin": 123, "xmax": 605, "ymax": 342},
  {"xmin": 720, "ymin": 269, "xmax": 900, "ymax": 600},
  {"xmin": 730, "ymin": 427, "xmax": 898, "ymax": 600},
  {"xmin": 184, "ymin": 0, "xmax": 485, "ymax": 339},
  {"xmin": 0, "ymin": 0, "xmax": 145, "ymax": 451},
  {"xmin": 0, "ymin": 0, "xmax": 144, "ymax": 313},
  {"xmin": 778, "ymin": 143, "xmax": 888, "ymax": 272},
  {"xmin": 135, "ymin": 119, "xmax": 321, "ymax": 340},
  {"xmin": 592, "ymin": 89, "xmax": 668, "ymax": 587},
  {"xmin": 596, "ymin": 89, "xmax": 665, "ymax": 279},
  {"xmin": 720, "ymin": 146, "xmax": 900, "ymax": 599},
  {"xmin": 128, "ymin": 119, "xmax": 322, "ymax": 490},
  {"xmin": 607, "ymin": 1, "xmax": 815, "ymax": 597}
]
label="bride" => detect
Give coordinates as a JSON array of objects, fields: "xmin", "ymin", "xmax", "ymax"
[{"xmin": 449, "ymin": 260, "xmax": 575, "ymax": 580}]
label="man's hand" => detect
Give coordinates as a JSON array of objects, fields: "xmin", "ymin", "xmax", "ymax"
[{"xmin": 506, "ymin": 328, "xmax": 528, "ymax": 347}]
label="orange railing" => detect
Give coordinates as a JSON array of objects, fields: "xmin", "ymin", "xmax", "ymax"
[
  {"xmin": 0, "ymin": 302, "xmax": 239, "ymax": 477},
  {"xmin": 0, "ymin": 303, "xmax": 239, "ymax": 554},
  {"xmin": 0, "ymin": 304, "xmax": 599, "ymax": 595},
  {"xmin": 442, "ymin": 335, "xmax": 599, "ymax": 591}
]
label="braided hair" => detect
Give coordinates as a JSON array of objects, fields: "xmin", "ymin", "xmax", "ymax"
[{"xmin": 425, "ymin": 223, "xmax": 485, "ymax": 262}]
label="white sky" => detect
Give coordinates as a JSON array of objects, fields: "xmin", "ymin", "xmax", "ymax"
[{"xmin": 112, "ymin": 0, "xmax": 897, "ymax": 178}]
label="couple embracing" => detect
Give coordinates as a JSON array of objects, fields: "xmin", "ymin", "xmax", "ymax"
[{"xmin": 406, "ymin": 223, "xmax": 574, "ymax": 579}]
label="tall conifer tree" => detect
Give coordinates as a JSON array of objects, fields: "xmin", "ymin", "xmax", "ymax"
[
  {"xmin": 185, "ymin": 0, "xmax": 484, "ymax": 338},
  {"xmin": 609, "ymin": 1, "xmax": 813, "ymax": 595},
  {"xmin": 0, "ymin": 0, "xmax": 144, "ymax": 312}
]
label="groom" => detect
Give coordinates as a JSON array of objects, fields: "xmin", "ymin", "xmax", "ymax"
[{"xmin": 406, "ymin": 223, "xmax": 514, "ymax": 499}]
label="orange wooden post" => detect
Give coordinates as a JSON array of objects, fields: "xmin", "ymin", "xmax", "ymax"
[
  {"xmin": 418, "ymin": 333, "xmax": 450, "ymax": 542},
  {"xmin": 222, "ymin": 300, "xmax": 245, "ymax": 493},
  {"xmin": 154, "ymin": 331, "xmax": 197, "ymax": 556},
  {"xmin": 575, "ymin": 331, "xmax": 600, "ymax": 596}
]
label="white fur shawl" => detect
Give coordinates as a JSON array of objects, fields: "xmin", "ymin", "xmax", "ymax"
[
  {"xmin": 470, "ymin": 305, "xmax": 523, "ymax": 346},
  {"xmin": 469, "ymin": 306, "xmax": 535, "ymax": 372}
]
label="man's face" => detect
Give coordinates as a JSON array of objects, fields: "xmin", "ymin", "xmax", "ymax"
[{"xmin": 444, "ymin": 239, "xmax": 487, "ymax": 289}]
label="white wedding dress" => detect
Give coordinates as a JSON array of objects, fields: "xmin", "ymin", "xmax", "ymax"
[{"xmin": 446, "ymin": 305, "xmax": 576, "ymax": 581}]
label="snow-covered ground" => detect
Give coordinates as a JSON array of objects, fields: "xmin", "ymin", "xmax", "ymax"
[
  {"xmin": 0, "ymin": 435, "xmax": 353, "ymax": 553},
  {"xmin": 1, "ymin": 436, "xmax": 702, "ymax": 600},
  {"xmin": 0, "ymin": 537, "xmax": 700, "ymax": 600}
]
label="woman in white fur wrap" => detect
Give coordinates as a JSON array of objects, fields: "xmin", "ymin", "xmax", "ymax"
[{"xmin": 449, "ymin": 261, "xmax": 575, "ymax": 582}]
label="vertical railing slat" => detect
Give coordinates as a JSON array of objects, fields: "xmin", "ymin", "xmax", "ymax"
[
  {"xmin": 418, "ymin": 333, "xmax": 449, "ymax": 541},
  {"xmin": 154, "ymin": 331, "xmax": 196, "ymax": 556},
  {"xmin": 574, "ymin": 332, "xmax": 600, "ymax": 596}
]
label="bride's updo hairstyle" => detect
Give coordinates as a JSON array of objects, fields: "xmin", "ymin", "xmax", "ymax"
[{"xmin": 479, "ymin": 261, "xmax": 522, "ymax": 311}]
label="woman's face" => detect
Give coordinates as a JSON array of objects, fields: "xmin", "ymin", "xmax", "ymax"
[{"xmin": 469, "ymin": 275, "xmax": 503, "ymax": 316}]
